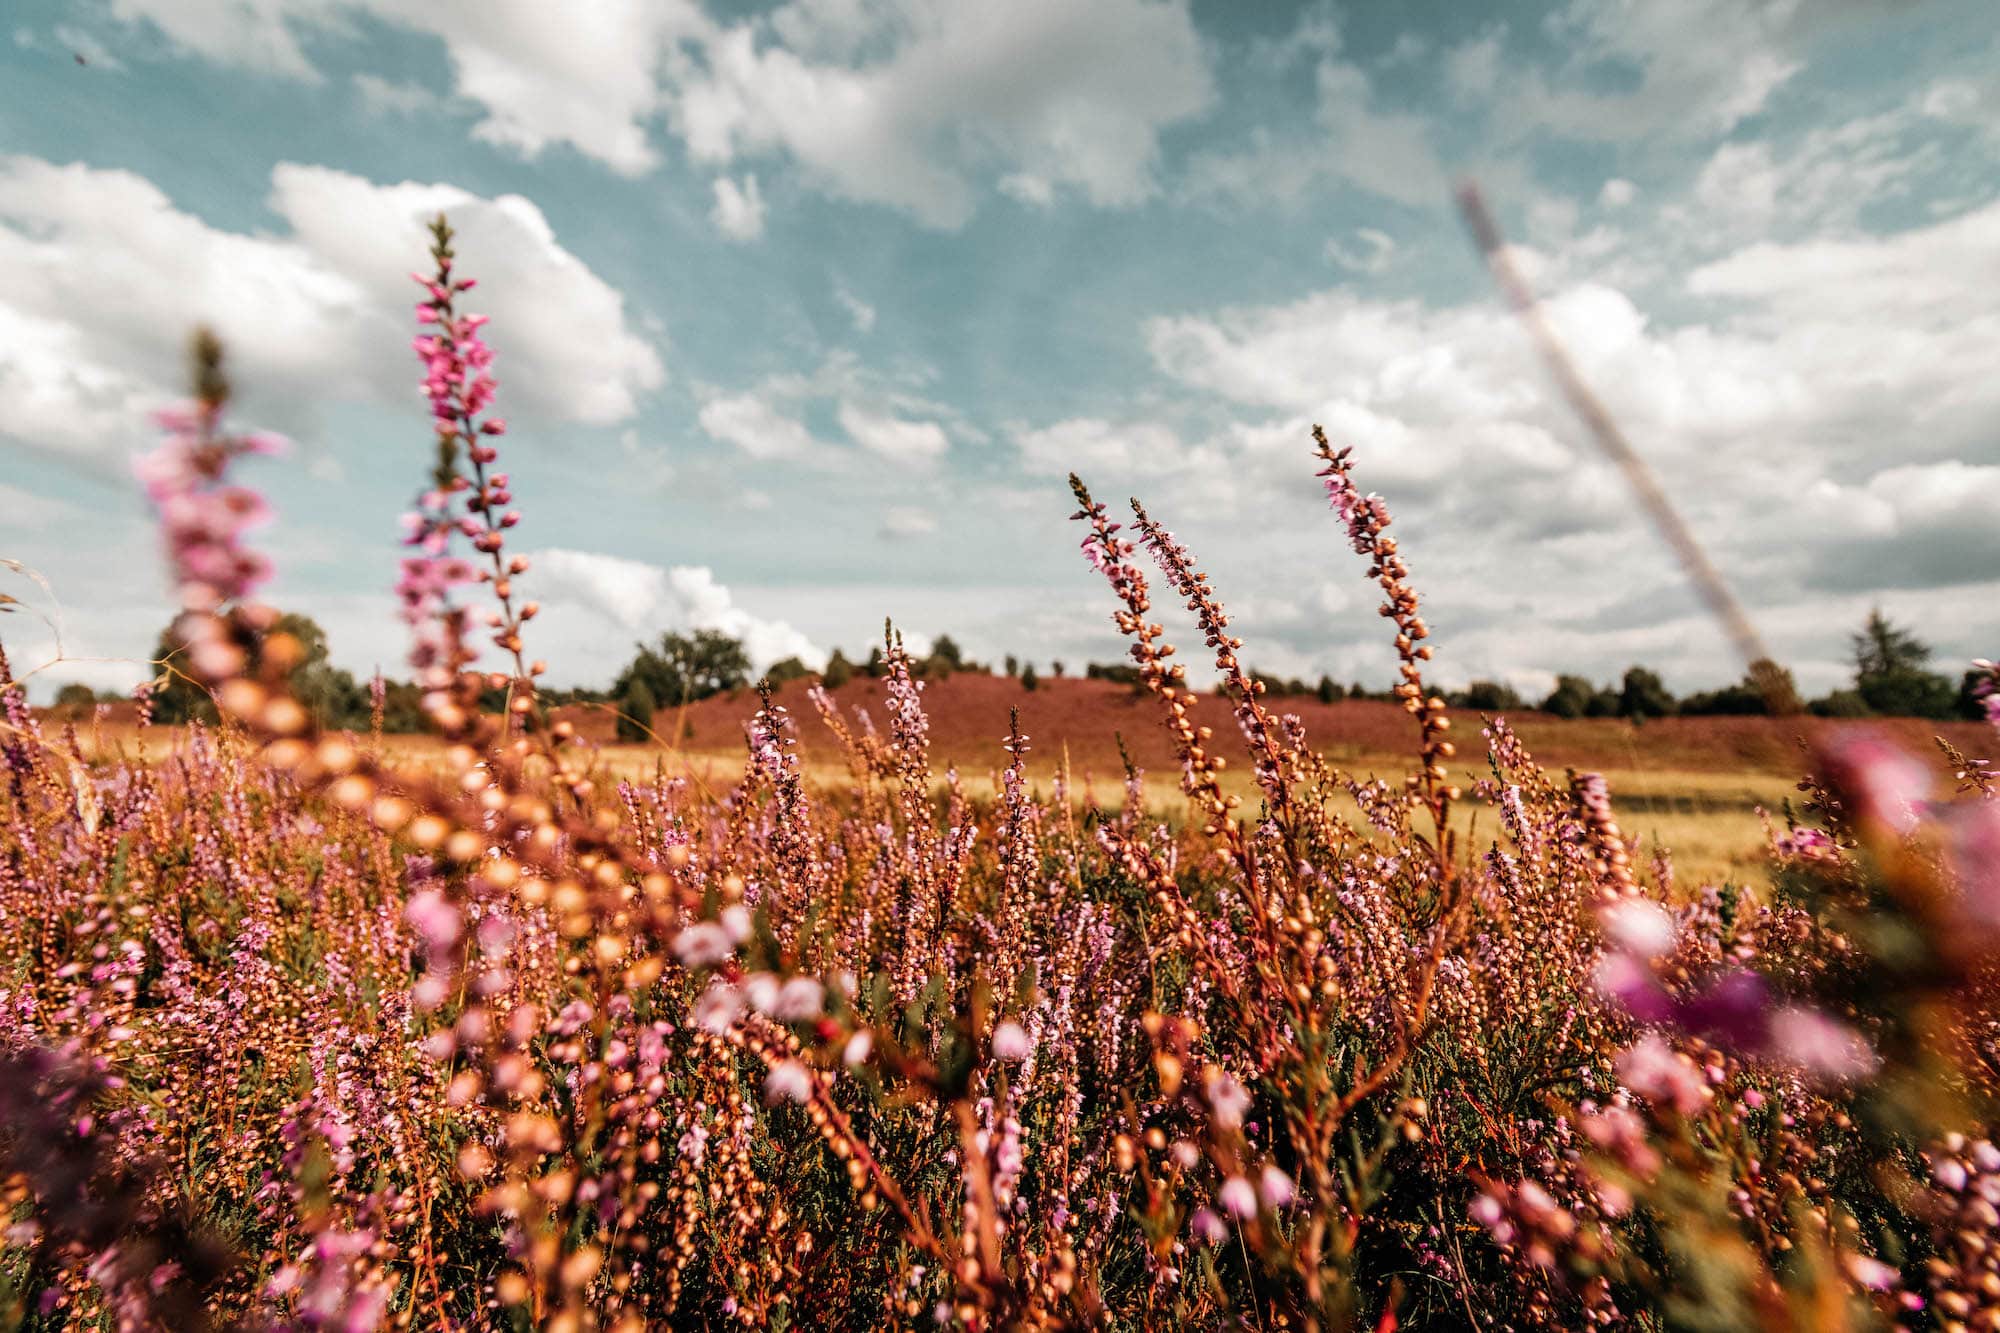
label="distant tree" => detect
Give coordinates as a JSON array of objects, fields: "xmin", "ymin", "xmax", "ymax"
[
  {"xmin": 1004, "ymin": 654, "xmax": 1019, "ymax": 678},
  {"xmin": 1851, "ymin": 609, "xmax": 1956, "ymax": 719},
  {"xmin": 1455, "ymin": 680, "xmax": 1523, "ymax": 712},
  {"xmin": 1316, "ymin": 676, "xmax": 1342, "ymax": 705},
  {"xmin": 1961, "ymin": 669, "xmax": 1997, "ymax": 722},
  {"xmin": 1349, "ymin": 681, "xmax": 1369, "ymax": 702},
  {"xmin": 52, "ymin": 682, "xmax": 98, "ymax": 708},
  {"xmin": 616, "ymin": 677, "xmax": 657, "ymax": 743},
  {"xmin": 821, "ymin": 650, "xmax": 854, "ymax": 689},
  {"xmin": 761, "ymin": 656, "xmax": 812, "ymax": 688},
  {"xmin": 1583, "ymin": 687, "xmax": 1621, "ymax": 718},
  {"xmin": 1541, "ymin": 675, "xmax": 1597, "ymax": 719},
  {"xmin": 149, "ymin": 612, "xmax": 365, "ymax": 728},
  {"xmin": 928, "ymin": 635, "xmax": 964, "ymax": 670},
  {"xmin": 1020, "ymin": 663, "xmax": 1039, "ymax": 692},
  {"xmin": 1808, "ymin": 689, "xmax": 1873, "ymax": 718},
  {"xmin": 864, "ymin": 645, "xmax": 887, "ymax": 678},
  {"xmin": 1680, "ymin": 660, "xmax": 1795, "ymax": 717},
  {"xmin": 1050, "ymin": 660, "xmax": 1065, "ymax": 678},
  {"xmin": 1087, "ymin": 662, "xmax": 1143, "ymax": 687},
  {"xmin": 612, "ymin": 629, "xmax": 751, "ymax": 711},
  {"xmin": 1617, "ymin": 667, "xmax": 1674, "ymax": 719}
]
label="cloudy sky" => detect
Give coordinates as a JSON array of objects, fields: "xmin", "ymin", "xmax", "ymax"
[{"xmin": 2, "ymin": 0, "xmax": 1997, "ymax": 702}]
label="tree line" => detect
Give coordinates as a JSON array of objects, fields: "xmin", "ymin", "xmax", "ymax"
[{"xmin": 45, "ymin": 607, "xmax": 1984, "ymax": 733}]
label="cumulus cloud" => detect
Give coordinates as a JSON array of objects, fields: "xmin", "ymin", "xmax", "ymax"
[
  {"xmin": 532, "ymin": 548, "xmax": 824, "ymax": 669},
  {"xmin": 838, "ymin": 401, "xmax": 947, "ymax": 462},
  {"xmin": 697, "ymin": 391, "xmax": 828, "ymax": 459},
  {"xmin": 107, "ymin": 0, "xmax": 712, "ymax": 174},
  {"xmin": 0, "ymin": 156, "xmax": 664, "ymax": 462},
  {"xmin": 879, "ymin": 506, "xmax": 937, "ymax": 539},
  {"xmin": 106, "ymin": 0, "xmax": 1211, "ymax": 229},
  {"xmin": 709, "ymin": 173, "xmax": 767, "ymax": 240}
]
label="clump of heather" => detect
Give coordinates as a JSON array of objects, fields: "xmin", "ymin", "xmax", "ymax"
[{"xmin": 0, "ymin": 223, "xmax": 1996, "ymax": 1332}]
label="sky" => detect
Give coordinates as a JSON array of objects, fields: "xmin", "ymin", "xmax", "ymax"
[{"xmin": 2, "ymin": 0, "xmax": 1997, "ymax": 703}]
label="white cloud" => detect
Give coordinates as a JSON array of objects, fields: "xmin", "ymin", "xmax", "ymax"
[
  {"xmin": 532, "ymin": 547, "xmax": 823, "ymax": 669},
  {"xmin": 108, "ymin": 0, "xmax": 712, "ymax": 174},
  {"xmin": 673, "ymin": 0, "xmax": 1213, "ymax": 227},
  {"xmin": 697, "ymin": 391, "xmax": 827, "ymax": 459},
  {"xmin": 1014, "ymin": 417, "xmax": 1194, "ymax": 478},
  {"xmin": 0, "ymin": 156, "xmax": 664, "ymax": 462},
  {"xmin": 108, "ymin": 0, "xmax": 1210, "ymax": 228},
  {"xmin": 709, "ymin": 173, "xmax": 766, "ymax": 241},
  {"xmin": 1598, "ymin": 178, "xmax": 1637, "ymax": 209},
  {"xmin": 1184, "ymin": 40, "xmax": 1444, "ymax": 209},
  {"xmin": 837, "ymin": 401, "xmax": 947, "ymax": 462},
  {"xmin": 1325, "ymin": 228, "xmax": 1396, "ymax": 274},
  {"xmin": 879, "ymin": 506, "xmax": 937, "ymax": 539},
  {"xmin": 834, "ymin": 282, "xmax": 876, "ymax": 334},
  {"xmin": 352, "ymin": 72, "xmax": 437, "ymax": 116}
]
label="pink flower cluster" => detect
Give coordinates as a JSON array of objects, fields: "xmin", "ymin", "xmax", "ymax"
[{"xmin": 134, "ymin": 403, "xmax": 286, "ymax": 613}]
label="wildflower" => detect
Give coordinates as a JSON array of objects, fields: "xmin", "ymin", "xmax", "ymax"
[
  {"xmin": 1203, "ymin": 1069, "xmax": 1252, "ymax": 1131},
  {"xmin": 1218, "ymin": 1176, "xmax": 1258, "ymax": 1219},
  {"xmin": 992, "ymin": 1020, "xmax": 1031, "ymax": 1061},
  {"xmin": 672, "ymin": 922, "xmax": 735, "ymax": 968},
  {"xmin": 1599, "ymin": 899, "xmax": 1675, "ymax": 958},
  {"xmin": 1616, "ymin": 1035, "xmax": 1710, "ymax": 1116},
  {"xmin": 763, "ymin": 1060, "xmax": 813, "ymax": 1104},
  {"xmin": 1190, "ymin": 1208, "xmax": 1228, "ymax": 1245},
  {"xmin": 842, "ymin": 1030, "xmax": 873, "ymax": 1067},
  {"xmin": 1258, "ymin": 1166, "xmax": 1296, "ymax": 1210}
]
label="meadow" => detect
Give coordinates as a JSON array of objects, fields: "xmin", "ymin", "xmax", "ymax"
[{"xmin": 1, "ymin": 216, "xmax": 1998, "ymax": 1333}]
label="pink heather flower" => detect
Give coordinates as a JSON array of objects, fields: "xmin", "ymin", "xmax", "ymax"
[
  {"xmin": 720, "ymin": 904, "xmax": 752, "ymax": 942},
  {"xmin": 1616, "ymin": 1035, "xmax": 1710, "ymax": 1116},
  {"xmin": 1824, "ymin": 734, "xmax": 1932, "ymax": 835},
  {"xmin": 403, "ymin": 890, "xmax": 461, "ymax": 952},
  {"xmin": 842, "ymin": 1031, "xmax": 873, "ymax": 1067},
  {"xmin": 1218, "ymin": 1176, "xmax": 1258, "ymax": 1219},
  {"xmin": 1190, "ymin": 1208, "xmax": 1228, "ymax": 1245},
  {"xmin": 1933, "ymin": 1158, "xmax": 1969, "ymax": 1192},
  {"xmin": 674, "ymin": 922, "xmax": 736, "ymax": 969},
  {"xmin": 743, "ymin": 973, "xmax": 780, "ymax": 1014},
  {"xmin": 1768, "ymin": 1005, "xmax": 1878, "ymax": 1083},
  {"xmin": 1600, "ymin": 899, "xmax": 1676, "ymax": 958},
  {"xmin": 1204, "ymin": 1070, "xmax": 1252, "ymax": 1131},
  {"xmin": 694, "ymin": 980, "xmax": 744, "ymax": 1034},
  {"xmin": 1844, "ymin": 1254, "xmax": 1901, "ymax": 1292},
  {"xmin": 992, "ymin": 1020, "xmax": 1031, "ymax": 1061},
  {"xmin": 772, "ymin": 977, "xmax": 825, "ymax": 1022},
  {"xmin": 1948, "ymin": 800, "xmax": 2000, "ymax": 929},
  {"xmin": 763, "ymin": 1060, "xmax": 813, "ymax": 1105},
  {"xmin": 1257, "ymin": 1166, "xmax": 1296, "ymax": 1210}
]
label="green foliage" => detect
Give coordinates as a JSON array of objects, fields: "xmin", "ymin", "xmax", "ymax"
[
  {"xmin": 760, "ymin": 656, "xmax": 813, "ymax": 688},
  {"xmin": 151, "ymin": 613, "xmax": 367, "ymax": 729},
  {"xmin": 612, "ymin": 629, "xmax": 752, "ymax": 710},
  {"xmin": 1316, "ymin": 675, "xmax": 1342, "ymax": 705},
  {"xmin": 1453, "ymin": 679, "xmax": 1523, "ymax": 711},
  {"xmin": 1618, "ymin": 666, "xmax": 1675, "ymax": 718},
  {"xmin": 1541, "ymin": 674, "xmax": 1597, "ymax": 718},
  {"xmin": 616, "ymin": 677, "xmax": 657, "ymax": 743},
  {"xmin": 1852, "ymin": 609, "xmax": 1956, "ymax": 718},
  {"xmin": 821, "ymin": 650, "xmax": 855, "ymax": 689},
  {"xmin": 1019, "ymin": 662, "xmax": 1038, "ymax": 692}
]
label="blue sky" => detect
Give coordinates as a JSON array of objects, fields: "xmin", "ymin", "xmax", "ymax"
[{"xmin": 2, "ymin": 0, "xmax": 1997, "ymax": 701}]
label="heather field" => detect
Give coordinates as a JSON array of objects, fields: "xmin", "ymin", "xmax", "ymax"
[
  {"xmin": 2, "ymin": 233, "xmax": 1999, "ymax": 1329},
  {"xmin": 6, "ymin": 11, "xmax": 2000, "ymax": 1332}
]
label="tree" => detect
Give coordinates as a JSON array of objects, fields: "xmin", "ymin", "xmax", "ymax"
[
  {"xmin": 1004, "ymin": 654, "xmax": 1019, "ymax": 679},
  {"xmin": 1050, "ymin": 660, "xmax": 1065, "ymax": 678},
  {"xmin": 1541, "ymin": 675, "xmax": 1597, "ymax": 719},
  {"xmin": 761, "ymin": 657, "xmax": 812, "ymax": 688},
  {"xmin": 52, "ymin": 682, "xmax": 99, "ymax": 714},
  {"xmin": 1020, "ymin": 663, "xmax": 1039, "ymax": 692},
  {"xmin": 1316, "ymin": 676, "xmax": 1342, "ymax": 705},
  {"xmin": 612, "ymin": 630, "xmax": 751, "ymax": 711},
  {"xmin": 1617, "ymin": 667, "xmax": 1674, "ymax": 719},
  {"xmin": 616, "ymin": 677, "xmax": 657, "ymax": 743},
  {"xmin": 1455, "ymin": 680, "xmax": 1523, "ymax": 711},
  {"xmin": 928, "ymin": 635, "xmax": 964, "ymax": 671},
  {"xmin": 1680, "ymin": 660, "xmax": 1795, "ymax": 716},
  {"xmin": 149, "ymin": 612, "xmax": 365, "ymax": 728},
  {"xmin": 821, "ymin": 650, "xmax": 854, "ymax": 689},
  {"xmin": 1851, "ymin": 609, "xmax": 1956, "ymax": 719}
]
